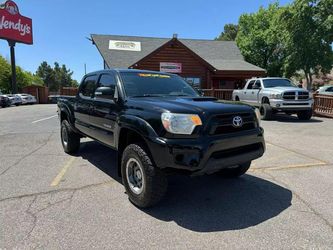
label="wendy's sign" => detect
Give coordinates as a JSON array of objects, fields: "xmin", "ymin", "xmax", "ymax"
[{"xmin": 0, "ymin": 0, "xmax": 33, "ymax": 44}]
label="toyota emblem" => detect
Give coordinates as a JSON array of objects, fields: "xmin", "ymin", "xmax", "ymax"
[{"xmin": 232, "ymin": 116, "xmax": 243, "ymax": 128}]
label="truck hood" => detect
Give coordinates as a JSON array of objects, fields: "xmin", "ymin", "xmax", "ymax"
[
  {"xmin": 266, "ymin": 87, "xmax": 308, "ymax": 93},
  {"xmin": 127, "ymin": 96, "xmax": 254, "ymax": 115}
]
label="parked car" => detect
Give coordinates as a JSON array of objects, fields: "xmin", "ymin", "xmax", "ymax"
[
  {"xmin": 48, "ymin": 95, "xmax": 61, "ymax": 104},
  {"xmin": 232, "ymin": 77, "xmax": 313, "ymax": 120},
  {"xmin": 17, "ymin": 94, "xmax": 37, "ymax": 105},
  {"xmin": 0, "ymin": 91, "xmax": 11, "ymax": 108},
  {"xmin": 315, "ymin": 85, "xmax": 333, "ymax": 95},
  {"xmin": 58, "ymin": 69, "xmax": 265, "ymax": 208},
  {"xmin": 5, "ymin": 94, "xmax": 22, "ymax": 106}
]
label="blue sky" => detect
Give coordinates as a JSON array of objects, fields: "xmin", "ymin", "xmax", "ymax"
[{"xmin": 0, "ymin": 0, "xmax": 292, "ymax": 81}]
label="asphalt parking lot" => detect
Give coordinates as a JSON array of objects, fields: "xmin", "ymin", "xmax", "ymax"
[{"xmin": 1, "ymin": 104, "xmax": 333, "ymax": 249}]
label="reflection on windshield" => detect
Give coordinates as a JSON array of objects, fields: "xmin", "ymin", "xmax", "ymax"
[
  {"xmin": 263, "ymin": 79, "xmax": 295, "ymax": 88},
  {"xmin": 120, "ymin": 72, "xmax": 199, "ymax": 97}
]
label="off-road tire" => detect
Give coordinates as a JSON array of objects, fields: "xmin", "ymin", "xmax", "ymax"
[
  {"xmin": 218, "ymin": 161, "xmax": 251, "ymax": 178},
  {"xmin": 61, "ymin": 120, "xmax": 80, "ymax": 154},
  {"xmin": 297, "ymin": 110, "xmax": 312, "ymax": 120},
  {"xmin": 260, "ymin": 103, "xmax": 273, "ymax": 120},
  {"xmin": 121, "ymin": 143, "xmax": 168, "ymax": 208}
]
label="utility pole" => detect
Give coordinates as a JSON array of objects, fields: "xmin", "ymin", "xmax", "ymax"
[{"xmin": 84, "ymin": 63, "xmax": 87, "ymax": 75}]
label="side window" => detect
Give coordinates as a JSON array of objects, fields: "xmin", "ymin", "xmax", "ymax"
[
  {"xmin": 96, "ymin": 74, "xmax": 117, "ymax": 99},
  {"xmin": 253, "ymin": 80, "xmax": 262, "ymax": 89},
  {"xmin": 247, "ymin": 80, "xmax": 255, "ymax": 89},
  {"xmin": 326, "ymin": 87, "xmax": 333, "ymax": 92},
  {"xmin": 80, "ymin": 75, "xmax": 97, "ymax": 98}
]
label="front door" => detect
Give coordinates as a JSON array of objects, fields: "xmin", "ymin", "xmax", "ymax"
[
  {"xmin": 249, "ymin": 80, "xmax": 262, "ymax": 103},
  {"xmin": 90, "ymin": 73, "xmax": 119, "ymax": 148}
]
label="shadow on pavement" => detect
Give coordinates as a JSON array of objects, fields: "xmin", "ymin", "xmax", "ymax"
[
  {"xmin": 273, "ymin": 114, "xmax": 323, "ymax": 123},
  {"xmin": 79, "ymin": 141, "xmax": 122, "ymax": 184},
  {"xmin": 78, "ymin": 141, "xmax": 292, "ymax": 232}
]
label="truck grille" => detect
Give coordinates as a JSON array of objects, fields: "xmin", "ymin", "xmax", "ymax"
[
  {"xmin": 209, "ymin": 113, "xmax": 257, "ymax": 135},
  {"xmin": 298, "ymin": 91, "xmax": 309, "ymax": 100},
  {"xmin": 283, "ymin": 91, "xmax": 309, "ymax": 100}
]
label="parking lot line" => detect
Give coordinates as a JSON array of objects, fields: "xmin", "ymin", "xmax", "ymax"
[
  {"xmin": 266, "ymin": 141, "xmax": 328, "ymax": 165},
  {"xmin": 251, "ymin": 161, "xmax": 327, "ymax": 171},
  {"xmin": 50, "ymin": 157, "xmax": 76, "ymax": 187},
  {"xmin": 32, "ymin": 115, "xmax": 57, "ymax": 124}
]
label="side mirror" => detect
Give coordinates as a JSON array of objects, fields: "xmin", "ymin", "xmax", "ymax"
[
  {"xmin": 94, "ymin": 86, "xmax": 116, "ymax": 100},
  {"xmin": 197, "ymin": 89, "xmax": 204, "ymax": 96}
]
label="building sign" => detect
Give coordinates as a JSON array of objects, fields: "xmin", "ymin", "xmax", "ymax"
[
  {"xmin": 109, "ymin": 40, "xmax": 141, "ymax": 51},
  {"xmin": 160, "ymin": 62, "xmax": 182, "ymax": 73},
  {"xmin": 0, "ymin": 0, "xmax": 33, "ymax": 44}
]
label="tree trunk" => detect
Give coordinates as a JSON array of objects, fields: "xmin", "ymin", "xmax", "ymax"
[{"xmin": 303, "ymin": 69, "xmax": 312, "ymax": 91}]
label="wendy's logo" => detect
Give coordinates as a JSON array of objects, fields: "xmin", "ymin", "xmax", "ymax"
[{"xmin": 5, "ymin": 1, "xmax": 19, "ymax": 15}]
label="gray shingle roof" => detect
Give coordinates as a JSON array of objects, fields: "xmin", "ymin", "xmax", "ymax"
[{"xmin": 91, "ymin": 34, "xmax": 265, "ymax": 72}]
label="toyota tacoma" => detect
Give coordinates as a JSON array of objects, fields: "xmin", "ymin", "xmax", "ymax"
[{"xmin": 57, "ymin": 69, "xmax": 265, "ymax": 207}]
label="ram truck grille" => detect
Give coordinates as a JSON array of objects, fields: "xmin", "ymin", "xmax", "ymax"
[
  {"xmin": 283, "ymin": 91, "xmax": 309, "ymax": 100},
  {"xmin": 209, "ymin": 113, "xmax": 257, "ymax": 135}
]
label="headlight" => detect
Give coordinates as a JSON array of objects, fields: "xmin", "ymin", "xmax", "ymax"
[
  {"xmin": 254, "ymin": 108, "xmax": 261, "ymax": 126},
  {"xmin": 270, "ymin": 93, "xmax": 282, "ymax": 99},
  {"xmin": 161, "ymin": 113, "xmax": 202, "ymax": 135}
]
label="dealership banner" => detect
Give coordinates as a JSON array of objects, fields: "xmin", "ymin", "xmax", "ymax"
[
  {"xmin": 160, "ymin": 62, "xmax": 182, "ymax": 73},
  {"xmin": 0, "ymin": 0, "xmax": 33, "ymax": 44}
]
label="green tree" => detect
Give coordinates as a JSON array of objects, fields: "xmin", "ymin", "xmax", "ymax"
[
  {"xmin": 215, "ymin": 24, "xmax": 239, "ymax": 41},
  {"xmin": 279, "ymin": 0, "xmax": 333, "ymax": 90},
  {"xmin": 236, "ymin": 3, "xmax": 285, "ymax": 76},
  {"xmin": 0, "ymin": 55, "xmax": 11, "ymax": 92},
  {"xmin": 36, "ymin": 61, "xmax": 56, "ymax": 90},
  {"xmin": 0, "ymin": 55, "xmax": 42, "ymax": 93},
  {"xmin": 36, "ymin": 61, "xmax": 77, "ymax": 91}
]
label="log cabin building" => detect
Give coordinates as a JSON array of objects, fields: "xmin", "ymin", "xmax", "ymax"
[{"xmin": 91, "ymin": 34, "xmax": 266, "ymax": 90}]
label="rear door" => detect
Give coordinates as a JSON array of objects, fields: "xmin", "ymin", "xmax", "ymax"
[
  {"xmin": 89, "ymin": 73, "xmax": 119, "ymax": 147},
  {"xmin": 74, "ymin": 75, "xmax": 97, "ymax": 136}
]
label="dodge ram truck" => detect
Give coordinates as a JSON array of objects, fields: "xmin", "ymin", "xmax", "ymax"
[
  {"xmin": 232, "ymin": 77, "xmax": 313, "ymax": 120},
  {"xmin": 57, "ymin": 69, "xmax": 265, "ymax": 207}
]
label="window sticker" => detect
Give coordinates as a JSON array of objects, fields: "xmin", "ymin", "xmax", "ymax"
[{"xmin": 138, "ymin": 73, "xmax": 170, "ymax": 78}]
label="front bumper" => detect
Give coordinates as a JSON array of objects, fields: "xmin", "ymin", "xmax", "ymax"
[
  {"xmin": 147, "ymin": 128, "xmax": 265, "ymax": 175},
  {"xmin": 270, "ymin": 99, "xmax": 313, "ymax": 110}
]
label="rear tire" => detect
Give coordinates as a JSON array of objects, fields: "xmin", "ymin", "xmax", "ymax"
[
  {"xmin": 121, "ymin": 143, "xmax": 168, "ymax": 208},
  {"xmin": 260, "ymin": 103, "xmax": 273, "ymax": 120},
  {"xmin": 61, "ymin": 120, "xmax": 80, "ymax": 154},
  {"xmin": 218, "ymin": 162, "xmax": 251, "ymax": 178},
  {"xmin": 297, "ymin": 110, "xmax": 312, "ymax": 120}
]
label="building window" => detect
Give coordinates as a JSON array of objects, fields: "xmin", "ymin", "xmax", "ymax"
[{"xmin": 184, "ymin": 77, "xmax": 201, "ymax": 88}]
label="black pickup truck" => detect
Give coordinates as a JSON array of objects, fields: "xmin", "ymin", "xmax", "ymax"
[{"xmin": 57, "ymin": 69, "xmax": 265, "ymax": 207}]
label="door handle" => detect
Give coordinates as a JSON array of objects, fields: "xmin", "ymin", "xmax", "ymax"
[{"xmin": 252, "ymin": 91, "xmax": 254, "ymax": 94}]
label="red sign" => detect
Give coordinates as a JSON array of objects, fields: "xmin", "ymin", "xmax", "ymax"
[{"xmin": 0, "ymin": 0, "xmax": 33, "ymax": 44}]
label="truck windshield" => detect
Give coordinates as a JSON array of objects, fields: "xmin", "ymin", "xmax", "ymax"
[
  {"xmin": 263, "ymin": 79, "xmax": 295, "ymax": 88},
  {"xmin": 120, "ymin": 72, "xmax": 199, "ymax": 97}
]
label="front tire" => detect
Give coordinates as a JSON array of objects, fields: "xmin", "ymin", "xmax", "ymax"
[
  {"xmin": 297, "ymin": 110, "xmax": 312, "ymax": 120},
  {"xmin": 121, "ymin": 143, "xmax": 167, "ymax": 208},
  {"xmin": 218, "ymin": 162, "xmax": 251, "ymax": 178},
  {"xmin": 61, "ymin": 120, "xmax": 80, "ymax": 154},
  {"xmin": 260, "ymin": 103, "xmax": 273, "ymax": 120}
]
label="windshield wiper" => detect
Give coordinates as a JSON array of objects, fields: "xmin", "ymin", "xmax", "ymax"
[
  {"xmin": 168, "ymin": 93, "xmax": 192, "ymax": 97},
  {"xmin": 131, "ymin": 94, "xmax": 165, "ymax": 98}
]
